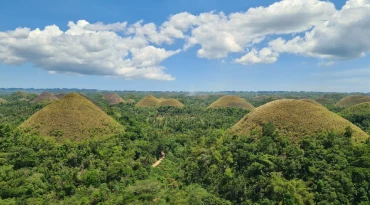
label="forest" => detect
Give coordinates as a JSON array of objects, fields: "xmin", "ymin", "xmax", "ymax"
[{"xmin": 0, "ymin": 91, "xmax": 370, "ymax": 204}]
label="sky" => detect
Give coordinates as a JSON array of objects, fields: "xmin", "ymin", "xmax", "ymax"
[{"xmin": 0, "ymin": 0, "xmax": 370, "ymax": 92}]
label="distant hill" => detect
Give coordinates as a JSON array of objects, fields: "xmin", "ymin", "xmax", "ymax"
[
  {"xmin": 335, "ymin": 95, "xmax": 370, "ymax": 108},
  {"xmin": 207, "ymin": 95, "xmax": 255, "ymax": 110},
  {"xmin": 30, "ymin": 92, "xmax": 59, "ymax": 104},
  {"xmin": 103, "ymin": 93, "xmax": 125, "ymax": 105},
  {"xmin": 232, "ymin": 99, "xmax": 368, "ymax": 143},
  {"xmin": 55, "ymin": 93, "xmax": 67, "ymax": 99},
  {"xmin": 20, "ymin": 93, "xmax": 124, "ymax": 141},
  {"xmin": 315, "ymin": 97, "xmax": 334, "ymax": 105},
  {"xmin": 135, "ymin": 95, "xmax": 184, "ymax": 108}
]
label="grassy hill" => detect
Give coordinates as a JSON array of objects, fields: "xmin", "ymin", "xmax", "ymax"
[
  {"xmin": 207, "ymin": 95, "xmax": 255, "ymax": 110},
  {"xmin": 335, "ymin": 95, "xmax": 370, "ymax": 108},
  {"xmin": 232, "ymin": 99, "xmax": 368, "ymax": 143},
  {"xmin": 136, "ymin": 95, "xmax": 184, "ymax": 108},
  {"xmin": 30, "ymin": 92, "xmax": 59, "ymax": 104},
  {"xmin": 20, "ymin": 93, "xmax": 124, "ymax": 141},
  {"xmin": 103, "ymin": 93, "xmax": 126, "ymax": 105},
  {"xmin": 159, "ymin": 99, "xmax": 184, "ymax": 108},
  {"xmin": 315, "ymin": 97, "xmax": 334, "ymax": 105},
  {"xmin": 0, "ymin": 98, "xmax": 7, "ymax": 104}
]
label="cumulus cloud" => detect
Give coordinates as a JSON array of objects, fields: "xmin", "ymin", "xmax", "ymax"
[
  {"xmin": 265, "ymin": 0, "xmax": 370, "ymax": 61},
  {"xmin": 234, "ymin": 48, "xmax": 278, "ymax": 65},
  {"xmin": 1, "ymin": 0, "xmax": 370, "ymax": 79},
  {"xmin": 0, "ymin": 20, "xmax": 182, "ymax": 80}
]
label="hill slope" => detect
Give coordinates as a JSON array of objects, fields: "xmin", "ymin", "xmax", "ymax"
[
  {"xmin": 315, "ymin": 97, "xmax": 334, "ymax": 105},
  {"xmin": 20, "ymin": 93, "xmax": 124, "ymax": 141},
  {"xmin": 104, "ymin": 93, "xmax": 125, "ymax": 105},
  {"xmin": 136, "ymin": 95, "xmax": 160, "ymax": 107},
  {"xmin": 232, "ymin": 99, "xmax": 368, "ymax": 143},
  {"xmin": 0, "ymin": 98, "xmax": 7, "ymax": 104},
  {"xmin": 335, "ymin": 95, "xmax": 370, "ymax": 108},
  {"xmin": 299, "ymin": 99, "xmax": 323, "ymax": 107},
  {"xmin": 30, "ymin": 92, "xmax": 59, "ymax": 104},
  {"xmin": 55, "ymin": 93, "xmax": 67, "ymax": 99},
  {"xmin": 159, "ymin": 99, "xmax": 184, "ymax": 107},
  {"xmin": 208, "ymin": 95, "xmax": 255, "ymax": 110}
]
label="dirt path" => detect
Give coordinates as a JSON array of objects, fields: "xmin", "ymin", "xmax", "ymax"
[{"xmin": 152, "ymin": 151, "xmax": 166, "ymax": 167}]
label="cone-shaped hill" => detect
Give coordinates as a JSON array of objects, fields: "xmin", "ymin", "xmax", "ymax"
[
  {"xmin": 103, "ymin": 93, "xmax": 125, "ymax": 105},
  {"xmin": 135, "ymin": 95, "xmax": 184, "ymax": 108},
  {"xmin": 207, "ymin": 95, "xmax": 255, "ymax": 110},
  {"xmin": 30, "ymin": 92, "xmax": 59, "ymax": 104},
  {"xmin": 315, "ymin": 97, "xmax": 334, "ymax": 105},
  {"xmin": 232, "ymin": 99, "xmax": 368, "ymax": 143},
  {"xmin": 19, "ymin": 98, "xmax": 29, "ymax": 102},
  {"xmin": 20, "ymin": 93, "xmax": 124, "ymax": 141},
  {"xmin": 335, "ymin": 95, "xmax": 370, "ymax": 108},
  {"xmin": 299, "ymin": 99, "xmax": 323, "ymax": 107},
  {"xmin": 0, "ymin": 98, "xmax": 7, "ymax": 104},
  {"xmin": 159, "ymin": 99, "xmax": 184, "ymax": 108},
  {"xmin": 136, "ymin": 95, "xmax": 159, "ymax": 107},
  {"xmin": 55, "ymin": 93, "xmax": 67, "ymax": 99}
]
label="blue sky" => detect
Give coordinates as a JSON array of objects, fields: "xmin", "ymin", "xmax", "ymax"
[{"xmin": 0, "ymin": 0, "xmax": 369, "ymax": 92}]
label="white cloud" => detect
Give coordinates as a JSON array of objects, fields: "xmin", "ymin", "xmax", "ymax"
[
  {"xmin": 0, "ymin": 20, "xmax": 181, "ymax": 80},
  {"xmin": 1, "ymin": 0, "xmax": 370, "ymax": 79},
  {"xmin": 267, "ymin": 0, "xmax": 370, "ymax": 61},
  {"xmin": 234, "ymin": 48, "xmax": 278, "ymax": 65}
]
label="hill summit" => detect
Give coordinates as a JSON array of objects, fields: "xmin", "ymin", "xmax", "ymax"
[
  {"xmin": 0, "ymin": 98, "xmax": 7, "ymax": 104},
  {"xmin": 30, "ymin": 92, "xmax": 59, "ymax": 104},
  {"xmin": 207, "ymin": 95, "xmax": 255, "ymax": 110},
  {"xmin": 335, "ymin": 95, "xmax": 370, "ymax": 108},
  {"xmin": 135, "ymin": 95, "xmax": 184, "ymax": 108},
  {"xmin": 232, "ymin": 99, "xmax": 368, "ymax": 143},
  {"xmin": 103, "ymin": 93, "xmax": 125, "ymax": 105},
  {"xmin": 20, "ymin": 93, "xmax": 124, "ymax": 141}
]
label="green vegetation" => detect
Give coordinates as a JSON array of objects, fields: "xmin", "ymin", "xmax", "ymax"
[
  {"xmin": 232, "ymin": 99, "xmax": 368, "ymax": 143},
  {"xmin": 340, "ymin": 102, "xmax": 370, "ymax": 133},
  {"xmin": 20, "ymin": 93, "xmax": 124, "ymax": 141},
  {"xmin": 207, "ymin": 95, "xmax": 255, "ymax": 110},
  {"xmin": 1, "ymin": 91, "xmax": 370, "ymax": 204},
  {"xmin": 315, "ymin": 97, "xmax": 334, "ymax": 105},
  {"xmin": 335, "ymin": 95, "xmax": 370, "ymax": 108}
]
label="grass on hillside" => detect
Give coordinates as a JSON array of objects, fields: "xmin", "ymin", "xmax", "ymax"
[
  {"xmin": 335, "ymin": 95, "xmax": 370, "ymax": 108},
  {"xmin": 232, "ymin": 99, "xmax": 369, "ymax": 143},
  {"xmin": 30, "ymin": 92, "xmax": 59, "ymax": 104},
  {"xmin": 0, "ymin": 98, "xmax": 7, "ymax": 104},
  {"xmin": 20, "ymin": 93, "xmax": 124, "ymax": 142},
  {"xmin": 103, "ymin": 93, "xmax": 126, "ymax": 105},
  {"xmin": 207, "ymin": 95, "xmax": 255, "ymax": 110},
  {"xmin": 315, "ymin": 97, "xmax": 334, "ymax": 105},
  {"xmin": 136, "ymin": 95, "xmax": 184, "ymax": 108}
]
